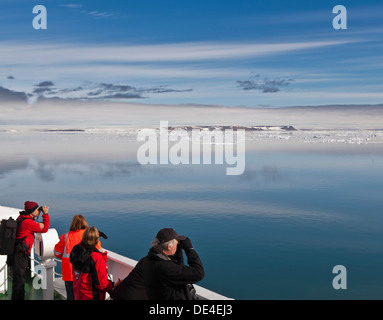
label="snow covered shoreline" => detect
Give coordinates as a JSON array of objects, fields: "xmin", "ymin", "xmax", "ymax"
[{"xmin": 1, "ymin": 125, "xmax": 383, "ymax": 145}]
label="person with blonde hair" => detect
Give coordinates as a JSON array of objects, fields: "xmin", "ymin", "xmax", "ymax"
[
  {"xmin": 70, "ymin": 227, "xmax": 113, "ymax": 300},
  {"xmin": 54, "ymin": 215, "xmax": 101, "ymax": 300}
]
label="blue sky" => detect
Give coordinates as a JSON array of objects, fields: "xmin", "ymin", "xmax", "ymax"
[{"xmin": 1, "ymin": 0, "xmax": 383, "ymax": 107}]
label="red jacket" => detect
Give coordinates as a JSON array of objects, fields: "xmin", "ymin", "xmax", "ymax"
[
  {"xmin": 54, "ymin": 230, "xmax": 101, "ymax": 281},
  {"xmin": 70, "ymin": 243, "xmax": 113, "ymax": 300},
  {"xmin": 16, "ymin": 214, "xmax": 50, "ymax": 255}
]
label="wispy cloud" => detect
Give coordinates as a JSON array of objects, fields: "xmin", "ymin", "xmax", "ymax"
[
  {"xmin": 66, "ymin": 82, "xmax": 192, "ymax": 100},
  {"xmin": 60, "ymin": 3, "xmax": 121, "ymax": 19},
  {"xmin": 0, "ymin": 81, "xmax": 192, "ymax": 103},
  {"xmin": 32, "ymin": 81, "xmax": 55, "ymax": 94},
  {"xmin": 86, "ymin": 11, "xmax": 116, "ymax": 19},
  {"xmin": 0, "ymin": 40, "xmax": 355, "ymax": 65},
  {"xmin": 59, "ymin": 4, "xmax": 83, "ymax": 9},
  {"xmin": 0, "ymin": 38, "xmax": 373, "ymax": 107},
  {"xmin": 236, "ymin": 74, "xmax": 294, "ymax": 93}
]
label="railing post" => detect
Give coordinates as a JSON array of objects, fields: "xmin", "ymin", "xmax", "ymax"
[
  {"xmin": 42, "ymin": 259, "xmax": 57, "ymax": 300},
  {"xmin": 0, "ymin": 255, "xmax": 7, "ymax": 294},
  {"xmin": 30, "ymin": 244, "xmax": 35, "ymax": 277}
]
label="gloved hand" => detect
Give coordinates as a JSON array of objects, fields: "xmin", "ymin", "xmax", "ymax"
[
  {"xmin": 179, "ymin": 237, "xmax": 193, "ymax": 254},
  {"xmin": 98, "ymin": 231, "xmax": 108, "ymax": 239}
]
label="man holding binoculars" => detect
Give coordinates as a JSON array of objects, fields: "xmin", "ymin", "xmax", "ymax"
[
  {"xmin": 9, "ymin": 201, "xmax": 50, "ymax": 300},
  {"xmin": 143, "ymin": 228, "xmax": 205, "ymax": 300}
]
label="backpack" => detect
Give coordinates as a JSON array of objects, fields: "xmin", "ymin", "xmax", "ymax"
[
  {"xmin": 0, "ymin": 216, "xmax": 27, "ymax": 255},
  {"xmin": 0, "ymin": 217, "xmax": 19, "ymax": 255}
]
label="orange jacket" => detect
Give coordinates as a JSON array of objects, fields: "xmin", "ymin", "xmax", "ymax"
[{"xmin": 54, "ymin": 229, "xmax": 101, "ymax": 281}]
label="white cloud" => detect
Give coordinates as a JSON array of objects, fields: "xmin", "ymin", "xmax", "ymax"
[
  {"xmin": 2, "ymin": 38, "xmax": 378, "ymax": 107},
  {"xmin": 0, "ymin": 40, "xmax": 355, "ymax": 65},
  {"xmin": 273, "ymin": 90, "xmax": 383, "ymax": 100},
  {"xmin": 59, "ymin": 4, "xmax": 83, "ymax": 9},
  {"xmin": 86, "ymin": 11, "xmax": 115, "ymax": 18}
]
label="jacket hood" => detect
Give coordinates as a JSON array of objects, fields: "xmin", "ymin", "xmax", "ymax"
[{"xmin": 70, "ymin": 243, "xmax": 96, "ymax": 273}]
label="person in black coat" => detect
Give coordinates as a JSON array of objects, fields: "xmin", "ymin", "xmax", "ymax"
[
  {"xmin": 110, "ymin": 228, "xmax": 204, "ymax": 300},
  {"xmin": 143, "ymin": 228, "xmax": 205, "ymax": 300}
]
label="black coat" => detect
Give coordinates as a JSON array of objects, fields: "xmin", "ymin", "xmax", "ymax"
[
  {"xmin": 142, "ymin": 246, "xmax": 204, "ymax": 300},
  {"xmin": 109, "ymin": 258, "xmax": 148, "ymax": 300}
]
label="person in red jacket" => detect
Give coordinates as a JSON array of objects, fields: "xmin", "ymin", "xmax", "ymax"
[
  {"xmin": 54, "ymin": 215, "xmax": 101, "ymax": 300},
  {"xmin": 11, "ymin": 201, "xmax": 50, "ymax": 300},
  {"xmin": 70, "ymin": 227, "xmax": 113, "ymax": 300}
]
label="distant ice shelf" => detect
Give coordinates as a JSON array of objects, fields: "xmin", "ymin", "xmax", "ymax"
[
  {"xmin": 1, "ymin": 126, "xmax": 383, "ymax": 145},
  {"xmin": 245, "ymin": 129, "xmax": 383, "ymax": 145}
]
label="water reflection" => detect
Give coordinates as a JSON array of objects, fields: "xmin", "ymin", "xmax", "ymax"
[{"xmin": 1, "ymin": 132, "xmax": 383, "ymax": 299}]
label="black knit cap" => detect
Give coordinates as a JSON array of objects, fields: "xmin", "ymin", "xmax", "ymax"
[{"xmin": 156, "ymin": 228, "xmax": 186, "ymax": 243}]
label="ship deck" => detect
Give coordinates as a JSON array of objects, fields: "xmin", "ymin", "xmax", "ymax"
[{"xmin": 0, "ymin": 205, "xmax": 232, "ymax": 300}]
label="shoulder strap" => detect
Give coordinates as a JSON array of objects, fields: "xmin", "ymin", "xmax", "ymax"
[
  {"xmin": 16, "ymin": 216, "xmax": 27, "ymax": 232},
  {"xmin": 15, "ymin": 216, "xmax": 28, "ymax": 243}
]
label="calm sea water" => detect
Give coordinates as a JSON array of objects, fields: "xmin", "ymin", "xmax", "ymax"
[{"xmin": 1, "ymin": 131, "xmax": 383, "ymax": 299}]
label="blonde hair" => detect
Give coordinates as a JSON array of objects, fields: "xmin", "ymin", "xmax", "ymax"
[
  {"xmin": 82, "ymin": 226, "xmax": 99, "ymax": 247},
  {"xmin": 69, "ymin": 215, "xmax": 88, "ymax": 231}
]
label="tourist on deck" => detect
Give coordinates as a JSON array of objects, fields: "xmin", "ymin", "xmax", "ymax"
[
  {"xmin": 142, "ymin": 228, "xmax": 204, "ymax": 300},
  {"xmin": 54, "ymin": 215, "xmax": 101, "ymax": 300},
  {"xmin": 70, "ymin": 227, "xmax": 113, "ymax": 300},
  {"xmin": 9, "ymin": 201, "xmax": 50, "ymax": 300}
]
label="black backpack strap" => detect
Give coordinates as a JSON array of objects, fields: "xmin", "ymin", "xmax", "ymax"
[{"xmin": 15, "ymin": 217, "xmax": 28, "ymax": 245}]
